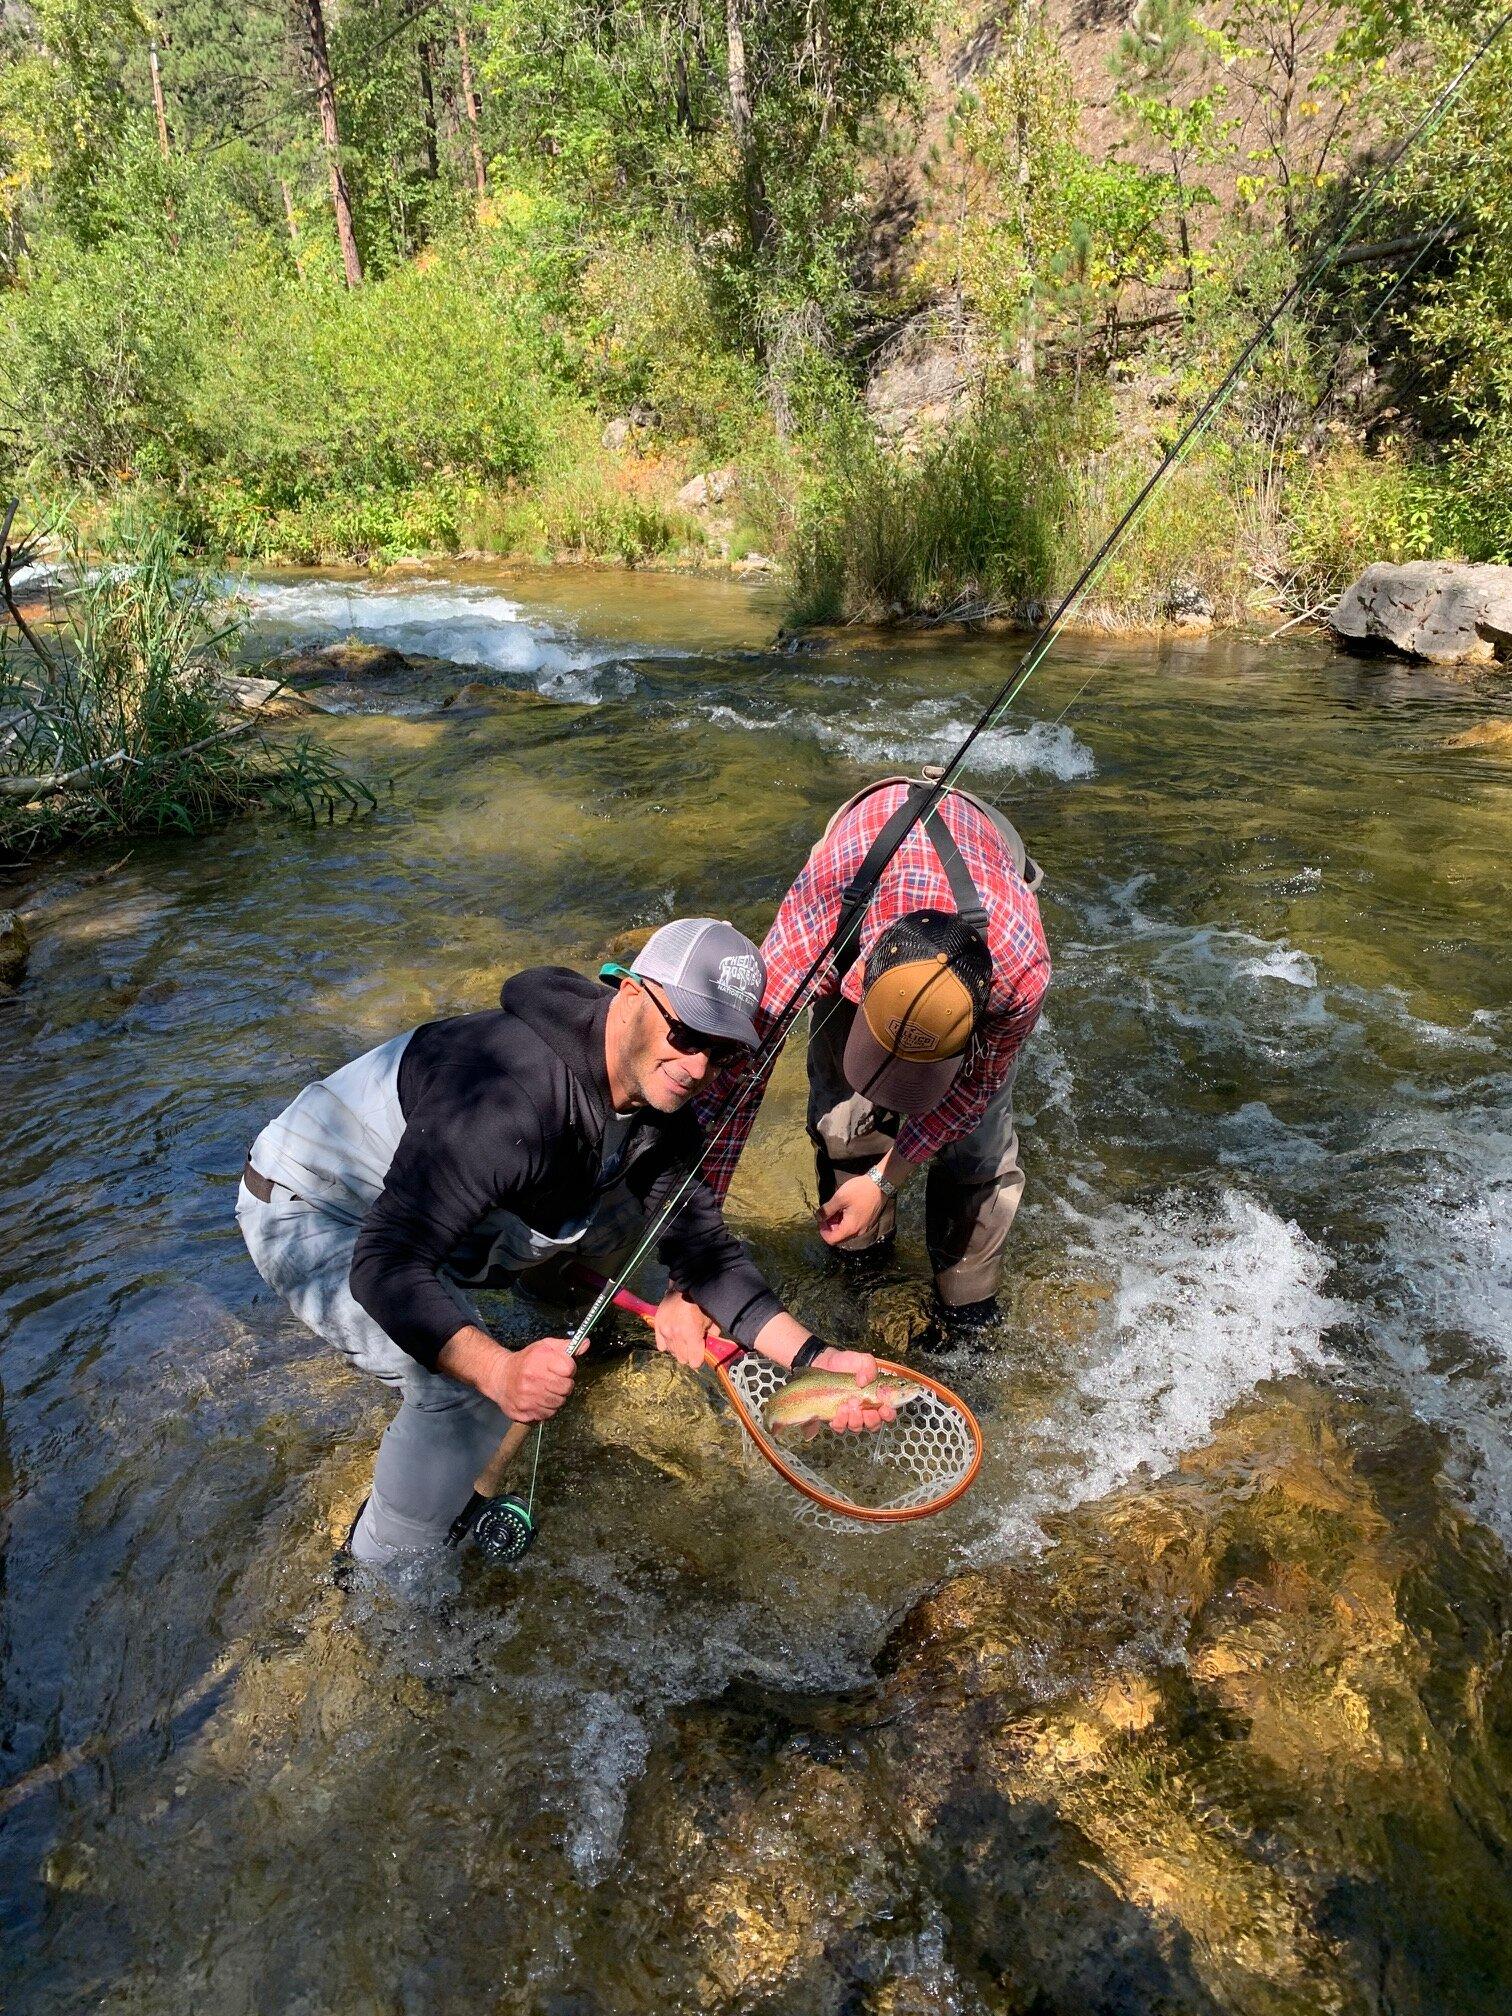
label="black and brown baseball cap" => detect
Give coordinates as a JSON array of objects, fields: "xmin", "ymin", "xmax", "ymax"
[{"xmin": 843, "ymin": 910, "xmax": 993, "ymax": 1114}]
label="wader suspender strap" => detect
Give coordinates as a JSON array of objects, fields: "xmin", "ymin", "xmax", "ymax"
[{"xmin": 834, "ymin": 783, "xmax": 991, "ymax": 964}]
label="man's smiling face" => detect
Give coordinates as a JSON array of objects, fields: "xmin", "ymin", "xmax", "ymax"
[{"xmin": 622, "ymin": 978, "xmax": 716, "ymax": 1113}]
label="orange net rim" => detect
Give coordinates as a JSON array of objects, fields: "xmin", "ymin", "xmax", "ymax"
[
  {"xmin": 708, "ymin": 1352, "xmax": 984, "ymax": 1525},
  {"xmin": 583, "ymin": 1272, "xmax": 985, "ymax": 1526}
]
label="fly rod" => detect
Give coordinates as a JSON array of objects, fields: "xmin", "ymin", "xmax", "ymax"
[{"xmin": 462, "ymin": 13, "xmax": 1512, "ymax": 1550}]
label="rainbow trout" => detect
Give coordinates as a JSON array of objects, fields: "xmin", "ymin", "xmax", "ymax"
[{"xmin": 764, "ymin": 1368, "xmax": 924, "ymax": 1437}]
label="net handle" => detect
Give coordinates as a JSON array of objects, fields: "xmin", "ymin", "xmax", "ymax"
[{"xmin": 583, "ymin": 1272, "xmax": 985, "ymax": 1525}]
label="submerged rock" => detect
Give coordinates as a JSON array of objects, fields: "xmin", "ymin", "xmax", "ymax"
[
  {"xmin": 598, "ymin": 923, "xmax": 661, "ymax": 965},
  {"xmin": 1331, "ymin": 561, "xmax": 1512, "ymax": 665},
  {"xmin": 605, "ymin": 1387, "xmax": 1512, "ymax": 2014},
  {"xmin": 1443, "ymin": 719, "xmax": 1512, "ymax": 752},
  {"xmin": 275, "ymin": 640, "xmax": 416, "ymax": 684},
  {"xmin": 0, "ymin": 908, "xmax": 29, "ymax": 989},
  {"xmin": 442, "ymin": 680, "xmax": 495, "ymax": 708}
]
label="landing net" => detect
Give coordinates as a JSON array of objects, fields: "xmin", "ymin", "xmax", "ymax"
[{"xmin": 717, "ymin": 1353, "xmax": 982, "ymax": 1529}]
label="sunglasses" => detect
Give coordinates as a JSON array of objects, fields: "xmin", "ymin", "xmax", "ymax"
[{"xmin": 601, "ymin": 963, "xmax": 750, "ymax": 1067}]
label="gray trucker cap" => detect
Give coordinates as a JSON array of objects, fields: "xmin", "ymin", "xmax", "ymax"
[{"xmin": 629, "ymin": 918, "xmax": 765, "ymax": 1047}]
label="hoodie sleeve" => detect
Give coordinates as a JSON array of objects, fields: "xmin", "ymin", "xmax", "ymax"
[
  {"xmin": 349, "ymin": 1077, "xmax": 552, "ymax": 1370},
  {"xmin": 633, "ymin": 1123, "xmax": 784, "ymax": 1349}
]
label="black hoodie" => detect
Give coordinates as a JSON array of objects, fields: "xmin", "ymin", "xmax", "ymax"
[{"xmin": 348, "ymin": 967, "xmax": 784, "ymax": 1369}]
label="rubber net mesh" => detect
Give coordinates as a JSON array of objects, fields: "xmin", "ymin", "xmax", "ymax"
[{"xmin": 724, "ymin": 1355, "xmax": 977, "ymax": 1531}]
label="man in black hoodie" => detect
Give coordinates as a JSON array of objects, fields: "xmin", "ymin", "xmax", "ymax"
[{"xmin": 237, "ymin": 919, "xmax": 882, "ymax": 1565}]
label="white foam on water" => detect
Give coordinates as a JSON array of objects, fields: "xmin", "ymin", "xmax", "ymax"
[
  {"xmin": 1377, "ymin": 986, "xmax": 1499, "ymax": 1052},
  {"xmin": 563, "ymin": 1689, "xmax": 653, "ymax": 1884},
  {"xmin": 700, "ymin": 696, "xmax": 1095, "ymax": 779},
  {"xmin": 983, "ymin": 1190, "xmax": 1345, "ymax": 1557},
  {"xmin": 822, "ymin": 706, "xmax": 1096, "ymax": 781},
  {"xmin": 231, "ymin": 573, "xmax": 619, "ymax": 696},
  {"xmin": 1236, "ymin": 944, "xmax": 1318, "ymax": 987},
  {"xmin": 1076, "ymin": 1193, "xmax": 1342, "ymax": 1480},
  {"xmin": 1366, "ymin": 1103, "xmax": 1512, "ymax": 1541}
]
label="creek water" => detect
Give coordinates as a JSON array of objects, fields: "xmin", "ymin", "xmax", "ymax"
[{"xmin": 0, "ymin": 565, "xmax": 1508, "ymax": 2011}]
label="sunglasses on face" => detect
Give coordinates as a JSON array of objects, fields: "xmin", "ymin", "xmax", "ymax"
[
  {"xmin": 601, "ymin": 963, "xmax": 749, "ymax": 1068},
  {"xmin": 641, "ymin": 984, "xmax": 750, "ymax": 1067}
]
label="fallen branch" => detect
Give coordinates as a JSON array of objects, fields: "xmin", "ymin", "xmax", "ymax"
[
  {"xmin": 0, "ymin": 717, "xmax": 256, "ymax": 802},
  {"xmin": 1265, "ymin": 602, "xmax": 1333, "ymax": 640},
  {"xmin": 1330, "ymin": 225, "xmax": 1461, "ymax": 269},
  {"xmin": 0, "ymin": 748, "xmax": 133, "ymax": 800}
]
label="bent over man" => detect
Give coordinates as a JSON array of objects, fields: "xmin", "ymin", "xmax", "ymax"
[
  {"xmin": 700, "ymin": 777, "xmax": 1051, "ymax": 1346},
  {"xmin": 238, "ymin": 919, "xmax": 880, "ymax": 1566}
]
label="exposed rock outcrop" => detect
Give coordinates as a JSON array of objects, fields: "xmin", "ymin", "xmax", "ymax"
[
  {"xmin": 675, "ymin": 468, "xmax": 739, "ymax": 512},
  {"xmin": 864, "ymin": 314, "xmax": 978, "ymax": 444},
  {"xmin": 274, "ymin": 641, "xmax": 416, "ymax": 682},
  {"xmin": 1331, "ymin": 561, "xmax": 1512, "ymax": 665},
  {"xmin": 608, "ymin": 1388, "xmax": 1512, "ymax": 2014}
]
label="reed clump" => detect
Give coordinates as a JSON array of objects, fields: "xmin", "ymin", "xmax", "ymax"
[
  {"xmin": 0, "ymin": 517, "xmax": 372, "ymax": 858},
  {"xmin": 786, "ymin": 393, "xmax": 1090, "ymax": 627}
]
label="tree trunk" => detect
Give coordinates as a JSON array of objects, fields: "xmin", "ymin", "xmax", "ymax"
[
  {"xmin": 148, "ymin": 40, "xmax": 171, "ymax": 158},
  {"xmin": 725, "ymin": 0, "xmax": 770, "ymax": 262},
  {"xmin": 1015, "ymin": 102, "xmax": 1036, "ymax": 383},
  {"xmin": 1013, "ymin": 1, "xmax": 1036, "ymax": 383},
  {"xmin": 455, "ymin": 13, "xmax": 487, "ymax": 199},
  {"xmin": 418, "ymin": 39, "xmax": 440, "ymax": 180},
  {"xmin": 301, "ymin": 0, "xmax": 363, "ymax": 287}
]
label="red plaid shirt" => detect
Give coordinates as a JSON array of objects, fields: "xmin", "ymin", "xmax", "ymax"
[{"xmin": 698, "ymin": 782, "xmax": 1051, "ymax": 1199}]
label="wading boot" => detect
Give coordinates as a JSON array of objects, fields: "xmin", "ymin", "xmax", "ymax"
[{"xmin": 919, "ymin": 1294, "xmax": 1002, "ymax": 1353}]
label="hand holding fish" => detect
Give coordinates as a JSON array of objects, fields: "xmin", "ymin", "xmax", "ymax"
[{"xmin": 767, "ymin": 1353, "xmax": 921, "ymax": 1441}]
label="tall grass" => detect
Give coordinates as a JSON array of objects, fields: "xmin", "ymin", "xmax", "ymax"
[
  {"xmin": 787, "ymin": 393, "xmax": 1090, "ymax": 626},
  {"xmin": 0, "ymin": 519, "xmax": 372, "ymax": 856},
  {"xmin": 786, "ymin": 386, "xmax": 1473, "ymax": 630}
]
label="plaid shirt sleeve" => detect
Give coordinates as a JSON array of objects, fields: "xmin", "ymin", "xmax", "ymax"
[{"xmin": 694, "ymin": 843, "xmax": 847, "ymax": 1202}]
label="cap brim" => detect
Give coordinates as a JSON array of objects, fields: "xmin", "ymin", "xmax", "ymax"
[
  {"xmin": 843, "ymin": 1014, "xmax": 964, "ymax": 1115},
  {"xmin": 658, "ymin": 979, "xmax": 761, "ymax": 1049}
]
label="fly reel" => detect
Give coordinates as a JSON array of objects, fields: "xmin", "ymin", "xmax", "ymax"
[{"xmin": 470, "ymin": 1492, "xmax": 537, "ymax": 1564}]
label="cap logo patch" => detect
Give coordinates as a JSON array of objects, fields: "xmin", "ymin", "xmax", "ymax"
[
  {"xmin": 717, "ymin": 953, "xmax": 762, "ymax": 1010},
  {"xmin": 885, "ymin": 1017, "xmax": 941, "ymax": 1056}
]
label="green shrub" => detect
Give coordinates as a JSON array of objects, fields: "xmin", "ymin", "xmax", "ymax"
[
  {"xmin": 787, "ymin": 389, "xmax": 1094, "ymax": 625},
  {"xmin": 0, "ymin": 219, "xmax": 563, "ymax": 520},
  {"xmin": 576, "ymin": 237, "xmax": 768, "ymax": 456},
  {"xmin": 1066, "ymin": 437, "xmax": 1262, "ymax": 624},
  {"xmin": 1285, "ymin": 442, "xmax": 1475, "ymax": 607},
  {"xmin": 0, "ymin": 516, "xmax": 371, "ymax": 855}
]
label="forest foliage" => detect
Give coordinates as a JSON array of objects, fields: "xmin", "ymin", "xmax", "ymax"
[{"xmin": 2, "ymin": 0, "xmax": 1511, "ymax": 617}]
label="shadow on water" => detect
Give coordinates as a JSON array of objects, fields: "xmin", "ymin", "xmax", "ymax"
[{"xmin": 1, "ymin": 563, "xmax": 1510, "ymax": 2010}]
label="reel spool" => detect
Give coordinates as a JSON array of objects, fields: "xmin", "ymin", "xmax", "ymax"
[{"xmin": 471, "ymin": 1492, "xmax": 537, "ymax": 1564}]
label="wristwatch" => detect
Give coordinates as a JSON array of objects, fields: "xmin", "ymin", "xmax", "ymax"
[{"xmin": 866, "ymin": 1163, "xmax": 898, "ymax": 1201}]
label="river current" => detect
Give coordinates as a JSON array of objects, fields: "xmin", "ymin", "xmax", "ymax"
[{"xmin": 0, "ymin": 566, "xmax": 1508, "ymax": 2010}]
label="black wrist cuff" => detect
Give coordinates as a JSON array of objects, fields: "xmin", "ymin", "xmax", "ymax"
[{"xmin": 791, "ymin": 1335, "xmax": 829, "ymax": 1369}]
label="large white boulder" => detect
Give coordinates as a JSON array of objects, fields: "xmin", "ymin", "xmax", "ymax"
[{"xmin": 1330, "ymin": 561, "xmax": 1512, "ymax": 664}]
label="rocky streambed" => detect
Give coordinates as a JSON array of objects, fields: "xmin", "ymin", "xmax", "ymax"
[{"xmin": 1, "ymin": 565, "xmax": 1509, "ymax": 2013}]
